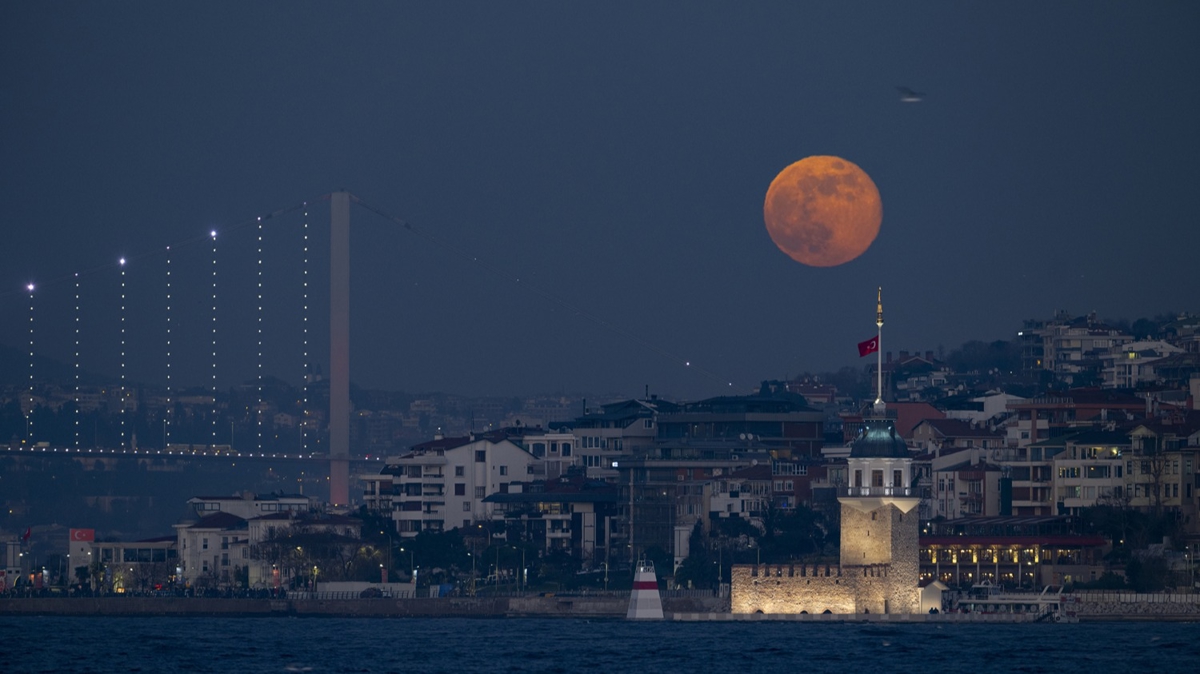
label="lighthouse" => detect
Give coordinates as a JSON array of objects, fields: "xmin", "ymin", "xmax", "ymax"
[{"xmin": 836, "ymin": 287, "xmax": 921, "ymax": 614}]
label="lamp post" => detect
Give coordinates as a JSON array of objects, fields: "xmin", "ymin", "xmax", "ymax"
[{"xmin": 399, "ymin": 547, "xmax": 414, "ymax": 580}]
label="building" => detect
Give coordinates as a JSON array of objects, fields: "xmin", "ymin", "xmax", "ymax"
[
  {"xmin": 919, "ymin": 516, "xmax": 1110, "ymax": 588},
  {"xmin": 186, "ymin": 492, "xmax": 315, "ymax": 520},
  {"xmin": 174, "ymin": 511, "xmax": 249, "ymax": 588},
  {"xmin": 1020, "ymin": 312, "xmax": 1134, "ymax": 385},
  {"xmin": 89, "ymin": 536, "xmax": 178, "ymax": 592},
  {"xmin": 911, "ymin": 418, "xmax": 1005, "ymax": 456},
  {"xmin": 555, "ymin": 397, "xmax": 676, "ymax": 479},
  {"xmin": 1101, "ymin": 341, "xmax": 1184, "ymax": 389},
  {"xmin": 930, "ymin": 455, "xmax": 1005, "ymax": 519},
  {"xmin": 1004, "ymin": 389, "xmax": 1144, "ymax": 446},
  {"xmin": 174, "ymin": 509, "xmax": 362, "ymax": 590},
  {"xmin": 482, "ymin": 473, "xmax": 619, "ymax": 566},
  {"xmin": 731, "ymin": 413, "xmax": 921, "ymax": 614},
  {"xmin": 362, "ymin": 432, "xmax": 542, "ymax": 537}
]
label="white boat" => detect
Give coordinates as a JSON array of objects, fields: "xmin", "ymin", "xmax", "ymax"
[{"xmin": 954, "ymin": 581, "xmax": 1078, "ymax": 623}]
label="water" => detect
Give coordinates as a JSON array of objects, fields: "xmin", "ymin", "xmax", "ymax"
[{"xmin": 2, "ymin": 617, "xmax": 1196, "ymax": 673}]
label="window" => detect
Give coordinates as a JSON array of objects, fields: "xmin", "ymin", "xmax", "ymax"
[
  {"xmin": 455, "ymin": 466, "xmax": 465, "ymax": 477},
  {"xmin": 475, "ymin": 487, "xmax": 486, "ymax": 498},
  {"xmin": 475, "ymin": 450, "xmax": 486, "ymax": 463},
  {"xmin": 463, "ymin": 502, "xmax": 471, "ymax": 512},
  {"xmin": 532, "ymin": 443, "xmax": 546, "ymax": 457},
  {"xmin": 499, "ymin": 465, "xmax": 508, "ymax": 476},
  {"xmin": 202, "ymin": 538, "xmax": 208, "ymax": 550},
  {"xmin": 455, "ymin": 483, "xmax": 465, "ymax": 496},
  {"xmin": 872, "ymin": 470, "xmax": 884, "ymax": 487},
  {"xmin": 561, "ymin": 442, "xmax": 571, "ymax": 457}
]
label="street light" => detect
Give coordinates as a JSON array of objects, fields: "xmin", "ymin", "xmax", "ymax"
[{"xmin": 399, "ymin": 547, "xmax": 414, "ymax": 580}]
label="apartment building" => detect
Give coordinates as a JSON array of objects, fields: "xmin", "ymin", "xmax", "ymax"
[{"xmin": 364, "ymin": 432, "xmax": 542, "ymax": 537}]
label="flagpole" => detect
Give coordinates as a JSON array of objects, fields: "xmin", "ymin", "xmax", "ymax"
[{"xmin": 874, "ymin": 287, "xmax": 884, "ymax": 413}]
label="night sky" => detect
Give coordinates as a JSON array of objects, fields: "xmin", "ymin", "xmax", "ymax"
[{"xmin": 3, "ymin": 2, "xmax": 1198, "ymax": 400}]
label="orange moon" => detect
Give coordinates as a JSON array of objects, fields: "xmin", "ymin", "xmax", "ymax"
[{"xmin": 763, "ymin": 156, "xmax": 882, "ymax": 267}]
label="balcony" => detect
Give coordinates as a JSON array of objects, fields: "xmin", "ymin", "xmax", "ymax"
[{"xmin": 841, "ymin": 486, "xmax": 914, "ymax": 498}]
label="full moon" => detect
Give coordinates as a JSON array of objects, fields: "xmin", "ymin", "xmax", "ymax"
[{"xmin": 763, "ymin": 155, "xmax": 882, "ymax": 267}]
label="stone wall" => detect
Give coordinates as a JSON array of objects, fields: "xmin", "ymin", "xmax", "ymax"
[
  {"xmin": 731, "ymin": 501, "xmax": 920, "ymax": 615},
  {"xmin": 1071, "ymin": 592, "xmax": 1200, "ymax": 618},
  {"xmin": 0, "ymin": 594, "xmax": 725, "ymax": 618}
]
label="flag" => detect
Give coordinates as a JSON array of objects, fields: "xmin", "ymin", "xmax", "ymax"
[
  {"xmin": 857, "ymin": 336, "xmax": 879, "ymax": 357},
  {"xmin": 70, "ymin": 528, "xmax": 95, "ymax": 542},
  {"xmin": 21, "ymin": 527, "xmax": 31, "ymax": 542}
]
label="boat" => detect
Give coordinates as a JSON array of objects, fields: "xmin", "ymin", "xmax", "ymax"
[{"xmin": 953, "ymin": 581, "xmax": 1078, "ymax": 623}]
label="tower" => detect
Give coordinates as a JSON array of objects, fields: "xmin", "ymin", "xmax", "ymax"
[
  {"xmin": 838, "ymin": 418, "xmax": 921, "ymax": 613},
  {"xmin": 329, "ymin": 191, "xmax": 350, "ymax": 506},
  {"xmin": 836, "ymin": 287, "xmax": 920, "ymax": 613}
]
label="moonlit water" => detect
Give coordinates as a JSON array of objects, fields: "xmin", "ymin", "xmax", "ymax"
[{"xmin": 2, "ymin": 617, "xmax": 1196, "ymax": 673}]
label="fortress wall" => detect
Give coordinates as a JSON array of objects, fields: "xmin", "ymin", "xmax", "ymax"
[
  {"xmin": 730, "ymin": 563, "xmax": 920, "ymax": 615},
  {"xmin": 730, "ymin": 565, "xmax": 855, "ymax": 614}
]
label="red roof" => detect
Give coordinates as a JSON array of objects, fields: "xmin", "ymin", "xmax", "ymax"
[
  {"xmin": 889, "ymin": 402, "xmax": 946, "ymax": 438},
  {"xmin": 920, "ymin": 535, "xmax": 1108, "ymax": 547}
]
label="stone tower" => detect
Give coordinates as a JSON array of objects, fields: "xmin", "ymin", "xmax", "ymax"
[{"xmin": 837, "ymin": 415, "xmax": 921, "ymax": 613}]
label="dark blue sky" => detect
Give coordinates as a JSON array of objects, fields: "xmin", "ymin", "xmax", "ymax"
[{"xmin": 3, "ymin": 2, "xmax": 1198, "ymax": 399}]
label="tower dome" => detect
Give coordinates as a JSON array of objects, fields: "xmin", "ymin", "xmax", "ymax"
[{"xmin": 849, "ymin": 417, "xmax": 909, "ymax": 459}]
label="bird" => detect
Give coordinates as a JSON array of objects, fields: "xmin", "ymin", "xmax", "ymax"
[{"xmin": 896, "ymin": 86, "xmax": 925, "ymax": 103}]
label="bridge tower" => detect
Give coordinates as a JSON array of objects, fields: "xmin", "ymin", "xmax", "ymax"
[{"xmin": 329, "ymin": 191, "xmax": 350, "ymax": 506}]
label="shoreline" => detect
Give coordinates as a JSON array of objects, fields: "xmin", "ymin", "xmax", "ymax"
[{"xmin": 1, "ymin": 597, "xmax": 1195, "ymax": 622}]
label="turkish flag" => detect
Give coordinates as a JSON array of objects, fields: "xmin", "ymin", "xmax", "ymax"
[
  {"xmin": 70, "ymin": 528, "xmax": 95, "ymax": 542},
  {"xmin": 857, "ymin": 336, "xmax": 879, "ymax": 357},
  {"xmin": 22, "ymin": 527, "xmax": 31, "ymax": 542}
]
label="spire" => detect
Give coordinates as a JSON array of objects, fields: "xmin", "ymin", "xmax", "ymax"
[
  {"xmin": 873, "ymin": 287, "xmax": 885, "ymax": 414},
  {"xmin": 876, "ymin": 286, "xmax": 883, "ymax": 328}
]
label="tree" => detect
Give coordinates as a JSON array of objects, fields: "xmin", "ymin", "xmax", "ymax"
[
  {"xmin": 1126, "ymin": 556, "xmax": 1171, "ymax": 592},
  {"xmin": 673, "ymin": 521, "xmax": 717, "ymax": 589}
]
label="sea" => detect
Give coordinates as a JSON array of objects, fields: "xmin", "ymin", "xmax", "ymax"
[{"xmin": 1, "ymin": 617, "xmax": 1196, "ymax": 673}]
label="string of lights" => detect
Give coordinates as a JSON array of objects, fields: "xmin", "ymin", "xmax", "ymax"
[
  {"xmin": 165, "ymin": 245, "xmax": 172, "ymax": 447},
  {"xmin": 301, "ymin": 204, "xmax": 310, "ymax": 454},
  {"xmin": 210, "ymin": 230, "xmax": 218, "ymax": 446},
  {"xmin": 74, "ymin": 273, "xmax": 80, "ymax": 448},
  {"xmin": 27, "ymin": 282, "xmax": 35, "ymax": 444},
  {"xmin": 119, "ymin": 257, "xmax": 127, "ymax": 448}
]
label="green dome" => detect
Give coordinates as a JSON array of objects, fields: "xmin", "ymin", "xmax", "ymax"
[{"xmin": 850, "ymin": 418, "xmax": 910, "ymax": 459}]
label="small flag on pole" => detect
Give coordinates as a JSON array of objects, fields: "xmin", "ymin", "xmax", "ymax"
[
  {"xmin": 857, "ymin": 337, "xmax": 879, "ymax": 357},
  {"xmin": 22, "ymin": 527, "xmax": 31, "ymax": 542}
]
